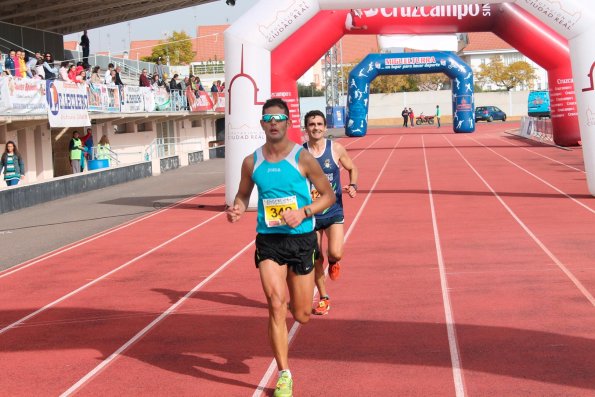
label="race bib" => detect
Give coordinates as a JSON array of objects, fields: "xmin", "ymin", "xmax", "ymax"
[{"xmin": 263, "ymin": 196, "xmax": 298, "ymax": 227}]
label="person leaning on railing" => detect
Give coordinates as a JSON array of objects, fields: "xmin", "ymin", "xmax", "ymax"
[
  {"xmin": 96, "ymin": 135, "xmax": 111, "ymax": 166},
  {"xmin": 42, "ymin": 53, "xmax": 58, "ymax": 80}
]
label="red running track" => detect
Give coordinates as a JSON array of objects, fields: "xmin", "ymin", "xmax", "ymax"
[{"xmin": 1, "ymin": 123, "xmax": 594, "ymax": 396}]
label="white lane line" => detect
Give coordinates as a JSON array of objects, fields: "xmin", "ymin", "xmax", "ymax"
[
  {"xmin": 468, "ymin": 136, "xmax": 595, "ymax": 214},
  {"xmin": 253, "ymin": 135, "xmax": 402, "ymax": 397},
  {"xmin": 60, "ymin": 239, "xmax": 256, "ymax": 397},
  {"xmin": 0, "ymin": 212, "xmax": 225, "ymax": 335},
  {"xmin": 0, "ymin": 185, "xmax": 224, "ymax": 280},
  {"xmin": 444, "ymin": 135, "xmax": 595, "ymax": 307},
  {"xmin": 422, "ymin": 136, "xmax": 466, "ymax": 397},
  {"xmin": 498, "ymin": 138, "xmax": 585, "ymax": 173}
]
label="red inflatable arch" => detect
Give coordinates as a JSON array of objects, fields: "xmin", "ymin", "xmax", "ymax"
[
  {"xmin": 224, "ymin": 1, "xmax": 595, "ymax": 205},
  {"xmin": 272, "ymin": 4, "xmax": 579, "ymax": 146}
]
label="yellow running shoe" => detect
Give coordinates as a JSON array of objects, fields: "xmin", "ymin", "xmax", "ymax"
[{"xmin": 274, "ymin": 371, "xmax": 293, "ymax": 397}]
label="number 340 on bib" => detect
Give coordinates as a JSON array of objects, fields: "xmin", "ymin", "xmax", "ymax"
[{"xmin": 263, "ymin": 196, "xmax": 298, "ymax": 227}]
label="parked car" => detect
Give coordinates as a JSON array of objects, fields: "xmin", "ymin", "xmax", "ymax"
[
  {"xmin": 475, "ymin": 106, "xmax": 507, "ymax": 122},
  {"xmin": 528, "ymin": 90, "xmax": 551, "ymax": 118}
]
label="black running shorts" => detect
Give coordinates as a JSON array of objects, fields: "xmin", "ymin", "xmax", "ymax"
[
  {"xmin": 314, "ymin": 215, "xmax": 345, "ymax": 231},
  {"xmin": 254, "ymin": 231, "xmax": 318, "ymax": 275}
]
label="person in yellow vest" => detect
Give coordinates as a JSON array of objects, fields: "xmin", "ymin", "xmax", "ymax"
[
  {"xmin": 96, "ymin": 135, "xmax": 111, "ymax": 166},
  {"xmin": 69, "ymin": 131, "xmax": 84, "ymax": 174}
]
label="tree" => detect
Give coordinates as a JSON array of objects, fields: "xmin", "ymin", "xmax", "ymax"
[
  {"xmin": 141, "ymin": 31, "xmax": 196, "ymax": 65},
  {"xmin": 298, "ymin": 82, "xmax": 324, "ymax": 97},
  {"xmin": 413, "ymin": 73, "xmax": 450, "ymax": 91},
  {"xmin": 476, "ymin": 56, "xmax": 537, "ymax": 91}
]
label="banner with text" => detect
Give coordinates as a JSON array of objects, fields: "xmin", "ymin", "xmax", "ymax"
[
  {"xmin": 0, "ymin": 77, "xmax": 46, "ymax": 114},
  {"xmin": 46, "ymin": 80, "xmax": 90, "ymax": 127}
]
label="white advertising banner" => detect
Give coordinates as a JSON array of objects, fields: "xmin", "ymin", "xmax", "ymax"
[
  {"xmin": 0, "ymin": 77, "xmax": 46, "ymax": 114},
  {"xmin": 121, "ymin": 86, "xmax": 145, "ymax": 113},
  {"xmin": 142, "ymin": 87, "xmax": 156, "ymax": 112},
  {"xmin": 46, "ymin": 80, "xmax": 90, "ymax": 128}
]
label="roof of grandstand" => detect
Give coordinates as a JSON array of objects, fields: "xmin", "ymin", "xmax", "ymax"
[{"xmin": 0, "ymin": 0, "xmax": 217, "ymax": 34}]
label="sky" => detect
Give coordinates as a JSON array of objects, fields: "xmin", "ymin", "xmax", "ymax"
[{"xmin": 64, "ymin": 0, "xmax": 257, "ymax": 55}]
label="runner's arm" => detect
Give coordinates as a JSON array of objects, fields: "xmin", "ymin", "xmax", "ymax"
[
  {"xmin": 227, "ymin": 155, "xmax": 255, "ymax": 223},
  {"xmin": 335, "ymin": 142, "xmax": 358, "ymax": 197}
]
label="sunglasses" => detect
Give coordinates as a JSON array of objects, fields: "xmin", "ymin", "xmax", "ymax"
[{"xmin": 262, "ymin": 114, "xmax": 289, "ymax": 122}]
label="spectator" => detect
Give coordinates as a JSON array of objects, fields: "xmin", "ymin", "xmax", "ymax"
[
  {"xmin": 34, "ymin": 57, "xmax": 45, "ymax": 79},
  {"xmin": 43, "ymin": 53, "xmax": 58, "ymax": 80},
  {"xmin": 401, "ymin": 107, "xmax": 409, "ymax": 127},
  {"xmin": 210, "ymin": 80, "xmax": 219, "ymax": 104},
  {"xmin": 108, "ymin": 69, "xmax": 117, "ymax": 85},
  {"xmin": 408, "ymin": 107, "xmax": 414, "ymax": 128},
  {"xmin": 5, "ymin": 50, "xmax": 16, "ymax": 76},
  {"xmin": 58, "ymin": 61, "xmax": 70, "ymax": 81},
  {"xmin": 0, "ymin": 141, "xmax": 25, "ymax": 186},
  {"xmin": 80, "ymin": 30, "xmax": 90, "ymax": 68},
  {"xmin": 169, "ymin": 74, "xmax": 181, "ymax": 91},
  {"xmin": 139, "ymin": 68, "xmax": 151, "ymax": 87},
  {"xmin": 96, "ymin": 135, "xmax": 111, "ymax": 166},
  {"xmin": 75, "ymin": 65, "xmax": 86, "ymax": 83},
  {"xmin": 104, "ymin": 63, "xmax": 114, "ymax": 84},
  {"xmin": 90, "ymin": 66, "xmax": 102, "ymax": 84},
  {"xmin": 0, "ymin": 50, "xmax": 3, "ymax": 75},
  {"xmin": 67, "ymin": 64, "xmax": 78, "ymax": 82},
  {"xmin": 81, "ymin": 128, "xmax": 94, "ymax": 160},
  {"xmin": 195, "ymin": 76, "xmax": 204, "ymax": 91},
  {"xmin": 435, "ymin": 105, "xmax": 441, "ymax": 128},
  {"xmin": 25, "ymin": 52, "xmax": 37, "ymax": 78},
  {"xmin": 150, "ymin": 74, "xmax": 163, "ymax": 90},
  {"xmin": 15, "ymin": 50, "xmax": 24, "ymax": 78},
  {"xmin": 154, "ymin": 58, "xmax": 164, "ymax": 82},
  {"xmin": 114, "ymin": 66, "xmax": 124, "ymax": 86},
  {"xmin": 69, "ymin": 131, "xmax": 84, "ymax": 174}
]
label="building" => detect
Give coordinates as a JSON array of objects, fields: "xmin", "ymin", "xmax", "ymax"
[{"xmin": 458, "ymin": 32, "xmax": 548, "ymax": 91}]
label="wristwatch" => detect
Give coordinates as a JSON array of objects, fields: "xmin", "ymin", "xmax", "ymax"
[
  {"xmin": 349, "ymin": 183, "xmax": 358, "ymax": 191},
  {"xmin": 303, "ymin": 207, "xmax": 313, "ymax": 217}
]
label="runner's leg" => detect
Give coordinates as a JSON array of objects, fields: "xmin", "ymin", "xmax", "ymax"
[
  {"xmin": 259, "ymin": 259, "xmax": 290, "ymax": 370},
  {"xmin": 314, "ymin": 230, "xmax": 328, "ymax": 298},
  {"xmin": 287, "ymin": 267, "xmax": 316, "ymax": 324}
]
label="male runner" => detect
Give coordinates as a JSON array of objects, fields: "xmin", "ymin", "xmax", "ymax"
[
  {"xmin": 227, "ymin": 99, "xmax": 335, "ymax": 397},
  {"xmin": 303, "ymin": 110, "xmax": 358, "ymax": 316}
]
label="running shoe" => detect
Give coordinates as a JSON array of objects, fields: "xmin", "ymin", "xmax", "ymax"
[
  {"xmin": 274, "ymin": 371, "xmax": 293, "ymax": 397},
  {"xmin": 328, "ymin": 262, "xmax": 341, "ymax": 281},
  {"xmin": 313, "ymin": 297, "xmax": 330, "ymax": 315}
]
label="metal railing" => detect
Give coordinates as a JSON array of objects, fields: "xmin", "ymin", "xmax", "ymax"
[
  {"xmin": 519, "ymin": 116, "xmax": 553, "ymax": 143},
  {"xmin": 144, "ymin": 137, "xmax": 203, "ymax": 161}
]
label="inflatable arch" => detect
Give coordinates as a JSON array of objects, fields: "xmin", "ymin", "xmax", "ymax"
[
  {"xmin": 346, "ymin": 52, "xmax": 475, "ymax": 137},
  {"xmin": 225, "ymin": 1, "xmax": 595, "ymax": 206}
]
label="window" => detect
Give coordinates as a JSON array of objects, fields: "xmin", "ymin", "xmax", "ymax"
[{"xmin": 191, "ymin": 119, "xmax": 202, "ymax": 128}]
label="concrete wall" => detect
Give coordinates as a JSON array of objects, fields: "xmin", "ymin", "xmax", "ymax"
[
  {"xmin": 0, "ymin": 162, "xmax": 151, "ymax": 214},
  {"xmin": 159, "ymin": 155, "xmax": 180, "ymax": 173},
  {"xmin": 300, "ymin": 90, "xmax": 531, "ymax": 126}
]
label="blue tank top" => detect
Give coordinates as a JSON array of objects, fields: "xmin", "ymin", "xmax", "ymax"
[
  {"xmin": 252, "ymin": 144, "xmax": 314, "ymax": 234},
  {"xmin": 304, "ymin": 139, "xmax": 343, "ymax": 219}
]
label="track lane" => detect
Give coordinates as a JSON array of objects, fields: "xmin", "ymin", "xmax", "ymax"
[
  {"xmin": 424, "ymin": 132, "xmax": 595, "ymax": 395},
  {"xmin": 58, "ymin": 134, "xmax": 394, "ymax": 396},
  {"xmin": 0, "ymin": 189, "xmax": 228, "ymax": 328}
]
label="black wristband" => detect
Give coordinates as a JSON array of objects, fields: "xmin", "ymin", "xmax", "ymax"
[
  {"xmin": 303, "ymin": 207, "xmax": 313, "ymax": 217},
  {"xmin": 349, "ymin": 183, "xmax": 358, "ymax": 191}
]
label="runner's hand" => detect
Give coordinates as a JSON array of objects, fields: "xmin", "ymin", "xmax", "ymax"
[
  {"xmin": 226, "ymin": 204, "xmax": 242, "ymax": 223},
  {"xmin": 282, "ymin": 209, "xmax": 304, "ymax": 228},
  {"xmin": 343, "ymin": 184, "xmax": 357, "ymax": 198}
]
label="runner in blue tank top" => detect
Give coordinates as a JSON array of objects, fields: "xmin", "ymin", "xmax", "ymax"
[
  {"xmin": 227, "ymin": 99, "xmax": 335, "ymax": 397},
  {"xmin": 303, "ymin": 110, "xmax": 358, "ymax": 316}
]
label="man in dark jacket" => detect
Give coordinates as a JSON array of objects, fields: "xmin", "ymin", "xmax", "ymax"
[
  {"xmin": 80, "ymin": 30, "xmax": 90, "ymax": 68},
  {"xmin": 402, "ymin": 107, "xmax": 409, "ymax": 127}
]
